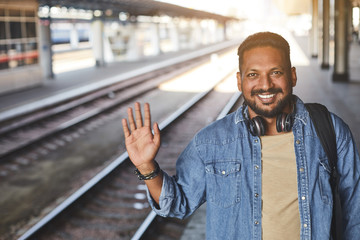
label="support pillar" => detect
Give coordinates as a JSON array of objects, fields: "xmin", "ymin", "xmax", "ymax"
[
  {"xmin": 216, "ymin": 22, "xmax": 225, "ymax": 42},
  {"xmin": 149, "ymin": 23, "xmax": 161, "ymax": 56},
  {"xmin": 70, "ymin": 22, "xmax": 79, "ymax": 49},
  {"xmin": 311, "ymin": 0, "xmax": 319, "ymax": 58},
  {"xmin": 169, "ymin": 22, "xmax": 180, "ymax": 52},
  {"xmin": 359, "ymin": 7, "xmax": 360, "ymax": 41},
  {"xmin": 38, "ymin": 17, "xmax": 54, "ymax": 79},
  {"xmin": 223, "ymin": 21, "xmax": 228, "ymax": 41},
  {"xmin": 92, "ymin": 18, "xmax": 105, "ymax": 67},
  {"xmin": 332, "ymin": 0, "xmax": 349, "ymax": 81},
  {"xmin": 126, "ymin": 23, "xmax": 142, "ymax": 61},
  {"xmin": 191, "ymin": 19, "xmax": 202, "ymax": 48},
  {"xmin": 349, "ymin": 5, "xmax": 353, "ymax": 39},
  {"xmin": 321, "ymin": 0, "xmax": 330, "ymax": 69}
]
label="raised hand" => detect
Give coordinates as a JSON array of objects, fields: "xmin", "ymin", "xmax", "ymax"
[{"xmin": 122, "ymin": 102, "xmax": 161, "ymax": 172}]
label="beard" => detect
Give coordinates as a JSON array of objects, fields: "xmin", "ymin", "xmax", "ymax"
[{"xmin": 243, "ymin": 87, "xmax": 293, "ymax": 118}]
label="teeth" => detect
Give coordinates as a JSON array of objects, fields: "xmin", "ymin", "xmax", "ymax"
[{"xmin": 258, "ymin": 94, "xmax": 275, "ymax": 99}]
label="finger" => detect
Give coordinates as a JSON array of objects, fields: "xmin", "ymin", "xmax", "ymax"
[
  {"xmin": 153, "ymin": 122, "xmax": 161, "ymax": 147},
  {"xmin": 144, "ymin": 103, "xmax": 151, "ymax": 127},
  {"xmin": 127, "ymin": 107, "xmax": 136, "ymax": 131},
  {"xmin": 122, "ymin": 118, "xmax": 130, "ymax": 137},
  {"xmin": 134, "ymin": 102, "xmax": 143, "ymax": 128}
]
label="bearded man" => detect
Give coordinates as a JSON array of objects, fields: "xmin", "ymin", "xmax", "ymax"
[{"xmin": 122, "ymin": 32, "xmax": 360, "ymax": 240}]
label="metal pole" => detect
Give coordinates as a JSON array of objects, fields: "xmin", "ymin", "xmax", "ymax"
[
  {"xmin": 311, "ymin": 0, "xmax": 319, "ymax": 58},
  {"xmin": 322, "ymin": 0, "xmax": 330, "ymax": 69},
  {"xmin": 38, "ymin": 16, "xmax": 54, "ymax": 79},
  {"xmin": 332, "ymin": 0, "xmax": 349, "ymax": 81}
]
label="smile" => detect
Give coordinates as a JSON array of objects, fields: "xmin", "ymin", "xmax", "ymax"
[{"xmin": 258, "ymin": 94, "xmax": 275, "ymax": 99}]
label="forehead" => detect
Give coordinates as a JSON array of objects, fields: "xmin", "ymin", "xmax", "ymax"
[{"xmin": 241, "ymin": 46, "xmax": 286, "ymax": 69}]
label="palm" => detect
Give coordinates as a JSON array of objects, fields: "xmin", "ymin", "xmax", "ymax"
[
  {"xmin": 125, "ymin": 126, "xmax": 159, "ymax": 166},
  {"xmin": 122, "ymin": 102, "xmax": 161, "ymax": 168}
]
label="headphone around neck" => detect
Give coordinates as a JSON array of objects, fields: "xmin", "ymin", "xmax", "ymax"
[{"xmin": 242, "ymin": 103, "xmax": 295, "ymax": 137}]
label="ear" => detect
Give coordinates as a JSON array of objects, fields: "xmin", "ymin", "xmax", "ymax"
[
  {"xmin": 236, "ymin": 72, "xmax": 242, "ymax": 92},
  {"xmin": 291, "ymin": 67, "xmax": 297, "ymax": 87}
]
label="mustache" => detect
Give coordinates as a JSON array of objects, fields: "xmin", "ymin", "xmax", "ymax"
[{"xmin": 251, "ymin": 88, "xmax": 283, "ymax": 96}]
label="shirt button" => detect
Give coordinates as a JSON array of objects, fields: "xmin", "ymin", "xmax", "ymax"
[
  {"xmin": 254, "ymin": 139, "xmax": 258, "ymax": 143},
  {"xmin": 221, "ymin": 170, "xmax": 226, "ymax": 175},
  {"xmin": 303, "ymin": 224, "xmax": 308, "ymax": 228},
  {"xmin": 296, "ymin": 140, "xmax": 301, "ymax": 144},
  {"xmin": 255, "ymin": 221, "xmax": 259, "ymax": 225},
  {"xmin": 300, "ymin": 168, "xmax": 304, "ymax": 172},
  {"xmin": 301, "ymin": 196, "xmax": 306, "ymax": 200},
  {"xmin": 255, "ymin": 193, "xmax": 259, "ymax": 197},
  {"xmin": 255, "ymin": 165, "xmax": 259, "ymax": 170}
]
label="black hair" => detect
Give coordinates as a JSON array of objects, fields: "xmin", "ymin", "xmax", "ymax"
[{"xmin": 237, "ymin": 32, "xmax": 292, "ymax": 74}]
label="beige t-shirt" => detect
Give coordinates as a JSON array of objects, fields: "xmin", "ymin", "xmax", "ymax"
[{"xmin": 260, "ymin": 132, "xmax": 300, "ymax": 240}]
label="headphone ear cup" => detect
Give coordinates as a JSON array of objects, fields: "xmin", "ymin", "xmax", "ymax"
[
  {"xmin": 276, "ymin": 113, "xmax": 293, "ymax": 132},
  {"xmin": 284, "ymin": 114, "xmax": 293, "ymax": 132},
  {"xmin": 276, "ymin": 113, "xmax": 285, "ymax": 132},
  {"xmin": 249, "ymin": 116, "xmax": 266, "ymax": 136}
]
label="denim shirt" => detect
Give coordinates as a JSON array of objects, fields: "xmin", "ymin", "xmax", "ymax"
[{"xmin": 147, "ymin": 96, "xmax": 360, "ymax": 240}]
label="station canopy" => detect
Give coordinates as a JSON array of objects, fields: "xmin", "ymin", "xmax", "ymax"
[{"xmin": 38, "ymin": 0, "xmax": 238, "ymax": 22}]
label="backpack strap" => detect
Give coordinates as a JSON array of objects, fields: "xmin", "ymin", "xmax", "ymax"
[
  {"xmin": 305, "ymin": 103, "xmax": 341, "ymax": 239},
  {"xmin": 305, "ymin": 103, "xmax": 337, "ymax": 178}
]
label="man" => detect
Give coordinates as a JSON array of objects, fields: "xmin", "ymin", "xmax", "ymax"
[{"xmin": 122, "ymin": 32, "xmax": 360, "ymax": 239}]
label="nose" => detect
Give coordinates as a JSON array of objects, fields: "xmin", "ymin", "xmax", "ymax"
[{"xmin": 259, "ymin": 74, "xmax": 274, "ymax": 90}]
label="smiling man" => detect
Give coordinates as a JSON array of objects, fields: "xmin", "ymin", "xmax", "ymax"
[{"xmin": 122, "ymin": 32, "xmax": 360, "ymax": 239}]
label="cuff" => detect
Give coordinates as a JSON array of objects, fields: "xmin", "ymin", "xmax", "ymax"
[{"xmin": 146, "ymin": 171, "xmax": 175, "ymax": 217}]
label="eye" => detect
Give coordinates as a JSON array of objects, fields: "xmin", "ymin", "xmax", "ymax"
[
  {"xmin": 247, "ymin": 73, "xmax": 258, "ymax": 78},
  {"xmin": 271, "ymin": 71, "xmax": 283, "ymax": 76}
]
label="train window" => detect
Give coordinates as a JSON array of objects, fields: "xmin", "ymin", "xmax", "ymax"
[
  {"xmin": 9, "ymin": 9, "xmax": 21, "ymax": 17},
  {"xmin": 10, "ymin": 22, "xmax": 22, "ymax": 39},
  {"xmin": 0, "ymin": 6, "xmax": 39, "ymax": 71},
  {"xmin": 0, "ymin": 45, "xmax": 8, "ymax": 70},
  {"xmin": 25, "ymin": 10, "xmax": 35, "ymax": 18},
  {"xmin": 0, "ymin": 21, "xmax": 5, "ymax": 39},
  {"xmin": 26, "ymin": 22, "xmax": 36, "ymax": 38},
  {"xmin": 25, "ymin": 42, "xmax": 38, "ymax": 65},
  {"xmin": 0, "ymin": 44, "xmax": 6, "ymax": 53},
  {"xmin": 11, "ymin": 43, "xmax": 22, "ymax": 52},
  {"xmin": 19, "ymin": 43, "xmax": 26, "ymax": 66}
]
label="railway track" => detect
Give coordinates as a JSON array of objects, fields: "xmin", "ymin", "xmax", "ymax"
[
  {"xmin": 0, "ymin": 45, "xmax": 232, "ymax": 163},
  {"xmin": 17, "ymin": 77, "xmax": 242, "ymax": 240},
  {"xmin": 0, "ymin": 42, "xmax": 241, "ymax": 170},
  {"xmin": 0, "ymin": 41, "xmax": 241, "ymax": 239}
]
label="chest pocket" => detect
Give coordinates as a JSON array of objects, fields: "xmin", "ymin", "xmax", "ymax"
[
  {"xmin": 205, "ymin": 161, "xmax": 241, "ymax": 208},
  {"xmin": 319, "ymin": 158, "xmax": 333, "ymax": 205}
]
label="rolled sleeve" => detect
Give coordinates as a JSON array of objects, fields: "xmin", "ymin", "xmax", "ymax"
[{"xmin": 146, "ymin": 171, "xmax": 175, "ymax": 217}]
